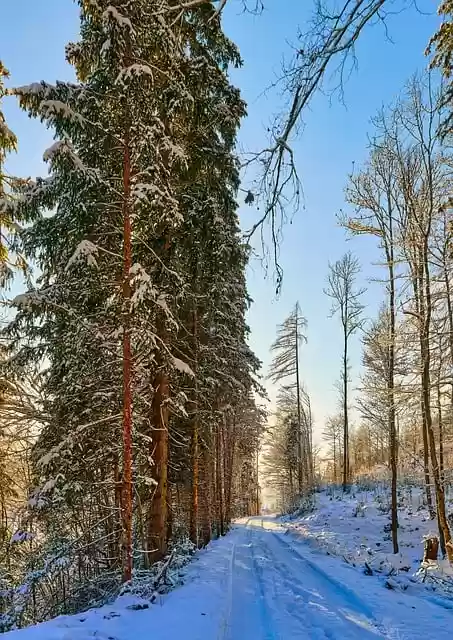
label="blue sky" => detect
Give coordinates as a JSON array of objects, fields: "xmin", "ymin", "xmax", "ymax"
[{"xmin": 2, "ymin": 0, "xmax": 438, "ymax": 441}]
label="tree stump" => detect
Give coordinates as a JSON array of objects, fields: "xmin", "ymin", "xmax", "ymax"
[{"xmin": 423, "ymin": 536, "xmax": 439, "ymax": 562}]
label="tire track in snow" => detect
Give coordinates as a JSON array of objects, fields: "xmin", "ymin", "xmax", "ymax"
[
  {"xmin": 256, "ymin": 525, "xmax": 355, "ymax": 639},
  {"xmin": 259, "ymin": 535, "xmax": 335, "ymax": 638},
  {"xmin": 251, "ymin": 524, "xmax": 321, "ymax": 639},
  {"xmin": 219, "ymin": 519, "xmax": 276, "ymax": 640},
  {"xmin": 272, "ymin": 532, "xmax": 375, "ymax": 615},
  {"xmin": 220, "ymin": 519, "xmax": 395, "ymax": 639},
  {"xmin": 253, "ymin": 518, "xmax": 349, "ymax": 639},
  {"xmin": 249, "ymin": 523, "xmax": 278, "ymax": 640},
  {"xmin": 270, "ymin": 529, "xmax": 395, "ymax": 639},
  {"xmin": 217, "ymin": 531, "xmax": 237, "ymax": 640}
]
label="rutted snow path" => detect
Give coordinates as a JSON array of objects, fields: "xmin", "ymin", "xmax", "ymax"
[
  {"xmin": 6, "ymin": 517, "xmax": 453, "ymax": 639},
  {"xmin": 225, "ymin": 518, "xmax": 385, "ymax": 639}
]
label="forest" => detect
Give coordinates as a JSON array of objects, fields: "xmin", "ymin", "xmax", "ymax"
[{"xmin": 1, "ymin": 0, "xmax": 453, "ymax": 636}]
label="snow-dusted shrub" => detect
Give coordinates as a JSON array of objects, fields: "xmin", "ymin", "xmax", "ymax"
[
  {"xmin": 352, "ymin": 501, "xmax": 367, "ymax": 518},
  {"xmin": 374, "ymin": 493, "xmax": 391, "ymax": 514},
  {"xmin": 122, "ymin": 537, "xmax": 196, "ymax": 601},
  {"xmin": 0, "ymin": 536, "xmax": 86, "ymax": 632},
  {"xmin": 0, "ymin": 532, "xmax": 125, "ymax": 632},
  {"xmin": 414, "ymin": 561, "xmax": 453, "ymax": 598},
  {"xmin": 355, "ymin": 477, "xmax": 379, "ymax": 493},
  {"xmin": 289, "ymin": 493, "xmax": 316, "ymax": 518},
  {"xmin": 0, "ymin": 532, "xmax": 197, "ymax": 632}
]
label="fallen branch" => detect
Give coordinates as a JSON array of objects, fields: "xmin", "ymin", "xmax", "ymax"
[{"xmin": 154, "ymin": 548, "xmax": 176, "ymax": 591}]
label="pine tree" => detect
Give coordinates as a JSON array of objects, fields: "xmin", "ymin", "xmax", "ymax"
[
  {"xmin": 4, "ymin": 0, "xmax": 200, "ymax": 584},
  {"xmin": 261, "ymin": 384, "xmax": 313, "ymax": 510},
  {"xmin": 0, "ymin": 3, "xmax": 265, "ymax": 617},
  {"xmin": 268, "ymin": 303, "xmax": 309, "ymax": 493},
  {"xmin": 0, "ymin": 60, "xmax": 27, "ymax": 287},
  {"xmin": 160, "ymin": 2, "xmax": 262, "ymax": 544},
  {"xmin": 429, "ymin": 1, "xmax": 453, "ymax": 134}
]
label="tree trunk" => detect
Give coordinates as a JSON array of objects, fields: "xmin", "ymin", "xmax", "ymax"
[
  {"xmin": 295, "ymin": 311, "xmax": 303, "ymax": 494},
  {"xmin": 421, "ymin": 402, "xmax": 434, "ymax": 518},
  {"xmin": 387, "ymin": 244, "xmax": 398, "ymax": 554},
  {"xmin": 343, "ymin": 327, "xmax": 349, "ymax": 490},
  {"xmin": 189, "ymin": 307, "xmax": 199, "ymax": 547},
  {"xmin": 442, "ymin": 236, "xmax": 453, "ymax": 421},
  {"xmin": 200, "ymin": 447, "xmax": 212, "ymax": 546},
  {"xmin": 413, "ymin": 266, "xmax": 434, "ymax": 518},
  {"xmin": 166, "ymin": 488, "xmax": 173, "ymax": 545},
  {"xmin": 146, "ymin": 112, "xmax": 172, "ymax": 564},
  {"xmin": 199, "ymin": 443, "xmax": 212, "ymax": 546},
  {"xmin": 215, "ymin": 419, "xmax": 225, "ymax": 536},
  {"xmin": 113, "ymin": 457, "xmax": 122, "ymax": 569},
  {"xmin": 148, "ymin": 368, "xmax": 169, "ymax": 563},
  {"xmin": 437, "ymin": 381, "xmax": 444, "ymax": 487},
  {"xmin": 256, "ymin": 447, "xmax": 260, "ymax": 515},
  {"xmin": 189, "ymin": 422, "xmax": 199, "ymax": 546},
  {"xmin": 333, "ymin": 433, "xmax": 337, "ymax": 484},
  {"xmin": 306, "ymin": 397, "xmax": 314, "ymax": 488},
  {"xmin": 223, "ymin": 418, "xmax": 235, "ymax": 528},
  {"xmin": 121, "ymin": 133, "xmax": 133, "ymax": 583},
  {"xmin": 422, "ymin": 242, "xmax": 453, "ymax": 561}
]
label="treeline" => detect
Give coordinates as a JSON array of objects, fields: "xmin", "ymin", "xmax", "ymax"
[
  {"xmin": 263, "ymin": 4, "xmax": 453, "ymax": 558},
  {"xmin": 0, "ymin": 1, "xmax": 264, "ymax": 629},
  {"xmin": 323, "ymin": 75, "xmax": 453, "ymax": 560}
]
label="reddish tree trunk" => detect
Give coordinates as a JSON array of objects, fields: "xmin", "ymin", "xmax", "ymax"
[{"xmin": 223, "ymin": 423, "xmax": 231, "ymax": 526}]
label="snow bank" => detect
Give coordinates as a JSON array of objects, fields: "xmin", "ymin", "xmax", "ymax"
[
  {"xmin": 3, "ymin": 535, "xmax": 233, "ymax": 639},
  {"xmin": 284, "ymin": 484, "xmax": 453, "ymax": 598}
]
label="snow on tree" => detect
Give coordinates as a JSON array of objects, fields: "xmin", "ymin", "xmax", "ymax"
[
  {"xmin": 0, "ymin": 60, "xmax": 28, "ymax": 287},
  {"xmin": 0, "ymin": 0, "xmax": 264, "ymax": 626}
]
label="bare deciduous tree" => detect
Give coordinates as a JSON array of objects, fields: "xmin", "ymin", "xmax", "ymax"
[
  {"xmin": 325, "ymin": 252, "xmax": 365, "ymax": 490},
  {"xmin": 343, "ymin": 139, "xmax": 400, "ymax": 551}
]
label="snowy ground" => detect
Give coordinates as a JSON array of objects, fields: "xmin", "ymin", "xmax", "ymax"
[
  {"xmin": 284, "ymin": 485, "xmax": 453, "ymax": 591},
  {"xmin": 5, "ymin": 512, "xmax": 453, "ymax": 639}
]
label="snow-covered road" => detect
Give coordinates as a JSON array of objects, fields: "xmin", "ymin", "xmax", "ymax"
[
  {"xmin": 6, "ymin": 517, "xmax": 453, "ymax": 639},
  {"xmin": 223, "ymin": 518, "xmax": 384, "ymax": 639}
]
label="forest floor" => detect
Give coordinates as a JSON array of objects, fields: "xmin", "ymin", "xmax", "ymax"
[
  {"xmin": 284, "ymin": 483, "xmax": 453, "ymax": 586},
  {"xmin": 5, "ymin": 489, "xmax": 453, "ymax": 639}
]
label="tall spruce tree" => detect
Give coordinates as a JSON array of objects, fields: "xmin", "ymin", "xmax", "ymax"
[
  {"xmin": 429, "ymin": 1, "xmax": 453, "ymax": 134},
  {"xmin": 268, "ymin": 304, "xmax": 308, "ymax": 493},
  {"xmin": 0, "ymin": 1, "xmax": 264, "ymax": 615},
  {"xmin": 0, "ymin": 60, "xmax": 28, "ymax": 287},
  {"xmin": 4, "ymin": 0, "xmax": 210, "ymax": 582},
  {"xmin": 161, "ymin": 2, "xmax": 263, "ymax": 545}
]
